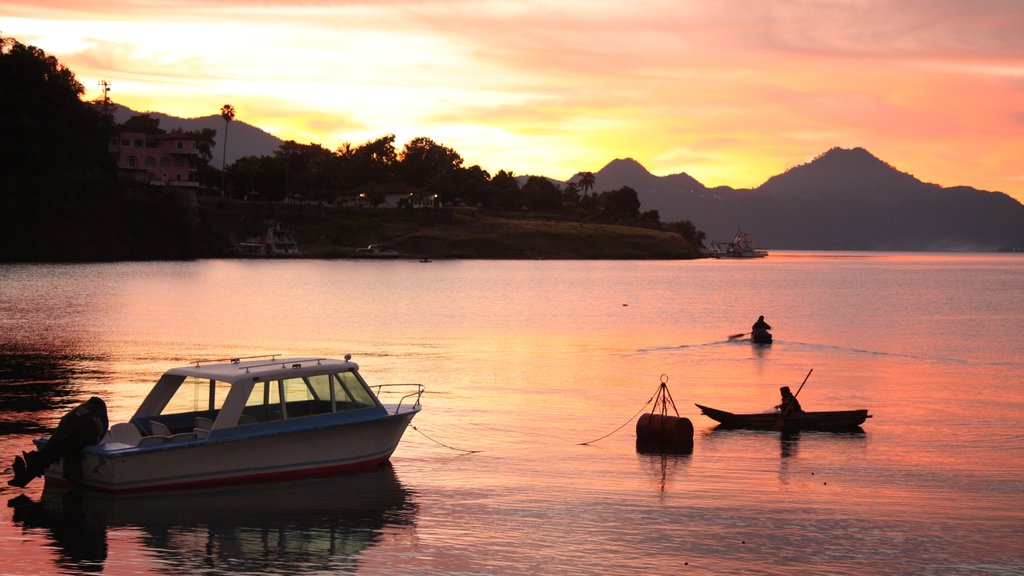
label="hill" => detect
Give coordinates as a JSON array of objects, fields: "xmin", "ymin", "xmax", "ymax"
[
  {"xmin": 112, "ymin": 104, "xmax": 283, "ymax": 164},
  {"xmin": 109, "ymin": 103, "xmax": 1023, "ymax": 251},
  {"xmin": 585, "ymin": 148, "xmax": 1024, "ymax": 251}
]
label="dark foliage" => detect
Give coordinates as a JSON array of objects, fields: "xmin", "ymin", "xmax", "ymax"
[{"xmin": 0, "ymin": 37, "xmax": 116, "ymax": 199}]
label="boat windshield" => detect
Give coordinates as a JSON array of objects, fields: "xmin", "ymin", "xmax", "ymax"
[{"xmin": 240, "ymin": 371, "xmax": 378, "ymax": 425}]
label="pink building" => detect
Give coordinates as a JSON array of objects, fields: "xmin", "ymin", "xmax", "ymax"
[{"xmin": 111, "ymin": 131, "xmax": 200, "ymax": 187}]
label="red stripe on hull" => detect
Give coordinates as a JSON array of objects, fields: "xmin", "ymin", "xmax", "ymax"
[{"xmin": 45, "ymin": 454, "xmax": 392, "ymax": 494}]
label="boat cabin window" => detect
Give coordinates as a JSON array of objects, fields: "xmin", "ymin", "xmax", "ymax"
[
  {"xmin": 281, "ymin": 375, "xmax": 334, "ymax": 418},
  {"xmin": 161, "ymin": 377, "xmax": 231, "ymax": 422},
  {"xmin": 243, "ymin": 380, "xmax": 283, "ymax": 423},
  {"xmin": 240, "ymin": 371, "xmax": 376, "ymax": 423},
  {"xmin": 334, "ymin": 371, "xmax": 376, "ymax": 409}
]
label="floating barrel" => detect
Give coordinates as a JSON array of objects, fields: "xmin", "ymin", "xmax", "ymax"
[{"xmin": 635, "ymin": 413, "xmax": 693, "ymax": 454}]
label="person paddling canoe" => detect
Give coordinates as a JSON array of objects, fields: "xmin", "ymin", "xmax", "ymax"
[
  {"xmin": 751, "ymin": 315, "xmax": 772, "ymax": 344},
  {"xmin": 775, "ymin": 385, "xmax": 803, "ymax": 414}
]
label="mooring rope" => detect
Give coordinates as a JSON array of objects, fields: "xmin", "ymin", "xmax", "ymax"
[
  {"xmin": 578, "ymin": 385, "xmax": 659, "ymax": 446},
  {"xmin": 410, "ymin": 424, "xmax": 481, "ymax": 454}
]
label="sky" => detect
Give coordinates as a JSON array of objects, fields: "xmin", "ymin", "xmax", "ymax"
[{"xmin": 4, "ymin": 0, "xmax": 1023, "ymax": 202}]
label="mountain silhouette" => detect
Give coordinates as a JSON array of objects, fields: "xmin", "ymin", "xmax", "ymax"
[
  {"xmin": 588, "ymin": 148, "xmax": 1024, "ymax": 251},
  {"xmin": 107, "ymin": 104, "xmax": 1022, "ymax": 251},
  {"xmin": 112, "ymin": 104, "xmax": 283, "ymax": 165}
]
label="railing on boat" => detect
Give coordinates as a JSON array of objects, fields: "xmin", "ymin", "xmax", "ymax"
[{"xmin": 372, "ymin": 384, "xmax": 425, "ymax": 414}]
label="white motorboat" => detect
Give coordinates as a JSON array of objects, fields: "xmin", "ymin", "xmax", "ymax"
[{"xmin": 9, "ymin": 355, "xmax": 423, "ymax": 493}]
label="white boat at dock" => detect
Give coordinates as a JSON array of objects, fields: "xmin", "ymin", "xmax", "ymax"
[
  {"xmin": 703, "ymin": 228, "xmax": 768, "ymax": 258},
  {"xmin": 9, "ymin": 355, "xmax": 423, "ymax": 493},
  {"xmin": 235, "ymin": 224, "xmax": 300, "ymax": 257}
]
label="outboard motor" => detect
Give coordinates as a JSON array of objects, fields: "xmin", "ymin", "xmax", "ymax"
[{"xmin": 8, "ymin": 396, "xmax": 109, "ymax": 488}]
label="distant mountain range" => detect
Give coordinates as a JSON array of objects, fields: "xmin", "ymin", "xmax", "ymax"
[
  {"xmin": 114, "ymin": 105, "xmax": 1023, "ymax": 250},
  {"xmin": 576, "ymin": 149, "xmax": 1024, "ymax": 251}
]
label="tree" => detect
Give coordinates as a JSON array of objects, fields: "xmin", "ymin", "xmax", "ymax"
[
  {"xmin": 1, "ymin": 36, "xmax": 114, "ymax": 198},
  {"xmin": 120, "ymin": 113, "xmax": 164, "ymax": 135},
  {"xmin": 456, "ymin": 165, "xmax": 492, "ymax": 207},
  {"xmin": 219, "ymin": 103, "xmax": 235, "ymax": 195},
  {"xmin": 489, "ymin": 170, "xmax": 522, "ymax": 210},
  {"xmin": 599, "ymin": 186, "xmax": 641, "ymax": 221},
  {"xmin": 343, "ymin": 134, "xmax": 397, "ymax": 189},
  {"xmin": 640, "ymin": 209, "xmax": 661, "ymax": 225},
  {"xmin": 577, "ymin": 171, "xmax": 596, "ymax": 198},
  {"xmin": 668, "ymin": 219, "xmax": 706, "ymax": 248},
  {"xmin": 562, "ymin": 181, "xmax": 581, "ymax": 207},
  {"xmin": 522, "ymin": 176, "xmax": 563, "ymax": 212},
  {"xmin": 399, "ymin": 137, "xmax": 463, "ymax": 199}
]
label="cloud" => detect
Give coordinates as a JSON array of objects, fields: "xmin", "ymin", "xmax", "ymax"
[{"xmin": 3, "ymin": 0, "xmax": 1023, "ymax": 200}]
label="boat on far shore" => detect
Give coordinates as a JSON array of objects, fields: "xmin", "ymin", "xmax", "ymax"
[
  {"xmin": 695, "ymin": 403, "xmax": 870, "ymax": 432},
  {"xmin": 355, "ymin": 244, "xmax": 401, "ymax": 259},
  {"xmin": 234, "ymin": 224, "xmax": 300, "ymax": 257},
  {"xmin": 703, "ymin": 228, "xmax": 768, "ymax": 258}
]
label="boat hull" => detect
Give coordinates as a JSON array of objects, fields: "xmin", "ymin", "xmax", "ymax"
[
  {"xmin": 695, "ymin": 404, "xmax": 869, "ymax": 431},
  {"xmin": 43, "ymin": 410, "xmax": 418, "ymax": 493}
]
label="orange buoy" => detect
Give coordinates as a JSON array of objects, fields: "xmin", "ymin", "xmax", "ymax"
[{"xmin": 635, "ymin": 375, "xmax": 693, "ymax": 454}]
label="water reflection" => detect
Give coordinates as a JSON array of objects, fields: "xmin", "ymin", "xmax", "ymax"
[
  {"xmin": 0, "ymin": 349, "xmax": 105, "ymax": 435},
  {"xmin": 8, "ymin": 465, "xmax": 417, "ymax": 574},
  {"xmin": 636, "ymin": 452, "xmax": 691, "ymax": 493}
]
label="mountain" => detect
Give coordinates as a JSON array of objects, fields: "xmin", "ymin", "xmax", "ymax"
[
  {"xmin": 585, "ymin": 148, "xmax": 1024, "ymax": 251},
  {"xmin": 112, "ymin": 104, "xmax": 283, "ymax": 164}
]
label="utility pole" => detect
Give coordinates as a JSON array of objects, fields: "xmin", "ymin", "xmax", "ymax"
[{"xmin": 98, "ymin": 80, "xmax": 113, "ymax": 115}]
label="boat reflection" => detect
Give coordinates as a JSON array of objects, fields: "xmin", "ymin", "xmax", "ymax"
[{"xmin": 8, "ymin": 464, "xmax": 417, "ymax": 574}]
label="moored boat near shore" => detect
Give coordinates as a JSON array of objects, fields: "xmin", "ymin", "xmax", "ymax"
[
  {"xmin": 8, "ymin": 355, "xmax": 423, "ymax": 493},
  {"xmin": 695, "ymin": 403, "xmax": 870, "ymax": 431},
  {"xmin": 702, "ymin": 228, "xmax": 768, "ymax": 258}
]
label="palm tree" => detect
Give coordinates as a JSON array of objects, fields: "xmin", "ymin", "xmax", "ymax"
[
  {"xmin": 577, "ymin": 171, "xmax": 596, "ymax": 198},
  {"xmin": 220, "ymin": 104, "xmax": 236, "ymax": 196}
]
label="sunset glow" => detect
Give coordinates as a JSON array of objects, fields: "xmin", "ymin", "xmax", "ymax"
[{"xmin": 4, "ymin": 1, "xmax": 1022, "ymax": 201}]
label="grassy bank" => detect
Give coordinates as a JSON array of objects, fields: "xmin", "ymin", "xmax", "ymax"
[{"xmin": 201, "ymin": 199, "xmax": 700, "ymax": 259}]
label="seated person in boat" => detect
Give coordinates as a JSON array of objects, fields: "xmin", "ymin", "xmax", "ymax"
[
  {"xmin": 751, "ymin": 315, "xmax": 771, "ymax": 334},
  {"xmin": 776, "ymin": 386, "xmax": 803, "ymax": 414}
]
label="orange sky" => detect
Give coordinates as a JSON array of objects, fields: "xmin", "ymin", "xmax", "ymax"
[{"xmin": 4, "ymin": 1, "xmax": 1023, "ymax": 202}]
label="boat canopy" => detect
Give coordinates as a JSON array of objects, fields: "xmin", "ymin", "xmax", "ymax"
[{"xmin": 133, "ymin": 357, "xmax": 381, "ymax": 432}]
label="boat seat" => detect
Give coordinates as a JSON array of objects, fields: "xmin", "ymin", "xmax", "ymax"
[
  {"xmin": 193, "ymin": 427, "xmax": 209, "ymax": 439},
  {"xmin": 103, "ymin": 422, "xmax": 143, "ymax": 446},
  {"xmin": 168, "ymin": 432, "xmax": 198, "ymax": 443},
  {"xmin": 150, "ymin": 421, "xmax": 171, "ymax": 436},
  {"xmin": 194, "ymin": 416, "xmax": 214, "ymax": 431},
  {"xmin": 138, "ymin": 435, "xmax": 169, "ymax": 446}
]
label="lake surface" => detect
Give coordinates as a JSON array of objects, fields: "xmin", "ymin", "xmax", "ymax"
[{"xmin": 1, "ymin": 253, "xmax": 1022, "ymax": 575}]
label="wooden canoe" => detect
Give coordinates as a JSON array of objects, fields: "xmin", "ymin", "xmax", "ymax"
[{"xmin": 695, "ymin": 403, "xmax": 870, "ymax": 431}]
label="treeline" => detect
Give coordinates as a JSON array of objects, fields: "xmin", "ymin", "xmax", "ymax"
[
  {"xmin": 1, "ymin": 36, "xmax": 212, "ymax": 260},
  {"xmin": 0, "ymin": 34, "xmax": 706, "ymax": 258},
  {"xmin": 224, "ymin": 136, "xmax": 704, "ymax": 246}
]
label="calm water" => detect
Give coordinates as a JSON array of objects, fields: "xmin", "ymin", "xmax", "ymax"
[{"xmin": 1, "ymin": 254, "xmax": 1022, "ymax": 575}]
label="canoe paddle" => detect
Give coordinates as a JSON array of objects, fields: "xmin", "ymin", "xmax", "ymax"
[
  {"xmin": 792, "ymin": 368, "xmax": 813, "ymax": 402},
  {"xmin": 728, "ymin": 332, "xmax": 750, "ymax": 340}
]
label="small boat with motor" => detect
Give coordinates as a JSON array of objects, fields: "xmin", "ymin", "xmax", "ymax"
[
  {"xmin": 695, "ymin": 404, "xmax": 870, "ymax": 432},
  {"xmin": 8, "ymin": 355, "xmax": 423, "ymax": 493}
]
